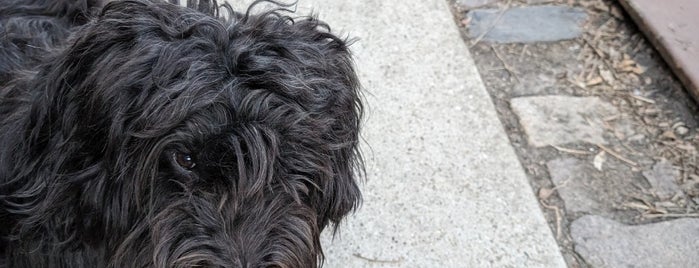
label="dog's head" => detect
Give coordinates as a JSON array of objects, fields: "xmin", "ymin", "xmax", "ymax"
[{"xmin": 7, "ymin": 0, "xmax": 362, "ymax": 267}]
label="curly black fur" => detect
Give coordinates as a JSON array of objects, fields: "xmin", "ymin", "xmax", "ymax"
[{"xmin": 0, "ymin": 0, "xmax": 363, "ymax": 267}]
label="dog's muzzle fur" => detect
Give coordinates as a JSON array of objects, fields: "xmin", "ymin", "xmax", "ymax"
[{"xmin": 0, "ymin": 0, "xmax": 363, "ymax": 267}]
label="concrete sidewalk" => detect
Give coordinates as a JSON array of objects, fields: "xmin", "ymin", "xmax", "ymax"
[{"xmin": 229, "ymin": 0, "xmax": 566, "ymax": 266}]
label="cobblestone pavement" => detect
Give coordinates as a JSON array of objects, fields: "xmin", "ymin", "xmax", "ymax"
[{"xmin": 453, "ymin": 0, "xmax": 699, "ymax": 267}]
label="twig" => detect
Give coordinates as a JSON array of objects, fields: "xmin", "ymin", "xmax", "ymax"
[
  {"xmin": 470, "ymin": 0, "xmax": 512, "ymax": 47},
  {"xmin": 644, "ymin": 213, "xmax": 699, "ymax": 219},
  {"xmin": 582, "ymin": 36, "xmax": 617, "ymax": 80},
  {"xmin": 540, "ymin": 201, "xmax": 563, "ymax": 240},
  {"xmin": 352, "ymin": 253, "xmax": 403, "ymax": 264},
  {"xmin": 518, "ymin": 44, "xmax": 529, "ymax": 62},
  {"xmin": 603, "ymin": 114, "xmax": 620, "ymax": 122},
  {"xmin": 596, "ymin": 144, "xmax": 638, "ymax": 167},
  {"xmin": 620, "ymin": 142, "xmax": 642, "ymax": 156},
  {"xmin": 583, "ymin": 36, "xmax": 607, "ymax": 61},
  {"xmin": 584, "ymin": 62, "xmax": 600, "ymax": 82},
  {"xmin": 492, "ymin": 46, "xmax": 519, "ymax": 83},
  {"xmin": 629, "ymin": 94, "xmax": 655, "ymax": 104},
  {"xmin": 593, "ymin": 18, "xmax": 615, "ymax": 43},
  {"xmin": 552, "ymin": 145, "xmax": 592, "ymax": 155},
  {"xmin": 567, "ymin": 78, "xmax": 586, "ymax": 90}
]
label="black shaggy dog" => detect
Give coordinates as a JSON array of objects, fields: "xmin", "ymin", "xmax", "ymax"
[{"xmin": 0, "ymin": 0, "xmax": 363, "ymax": 267}]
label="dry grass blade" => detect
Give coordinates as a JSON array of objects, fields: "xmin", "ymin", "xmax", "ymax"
[
  {"xmin": 552, "ymin": 145, "xmax": 592, "ymax": 155},
  {"xmin": 622, "ymin": 201, "xmax": 650, "ymax": 210},
  {"xmin": 540, "ymin": 201, "xmax": 563, "ymax": 239},
  {"xmin": 596, "ymin": 144, "xmax": 638, "ymax": 167},
  {"xmin": 492, "ymin": 46, "xmax": 519, "ymax": 83},
  {"xmin": 644, "ymin": 213, "xmax": 699, "ymax": 219},
  {"xmin": 629, "ymin": 94, "xmax": 655, "ymax": 104},
  {"xmin": 352, "ymin": 253, "xmax": 404, "ymax": 264},
  {"xmin": 567, "ymin": 78, "xmax": 587, "ymax": 90},
  {"xmin": 582, "ymin": 36, "xmax": 617, "ymax": 81},
  {"xmin": 470, "ymin": 0, "xmax": 512, "ymax": 47}
]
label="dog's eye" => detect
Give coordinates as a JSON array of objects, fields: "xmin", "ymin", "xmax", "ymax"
[{"xmin": 174, "ymin": 152, "xmax": 196, "ymax": 170}]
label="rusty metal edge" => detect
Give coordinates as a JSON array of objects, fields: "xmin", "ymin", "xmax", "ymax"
[{"xmin": 617, "ymin": 0, "xmax": 699, "ymax": 103}]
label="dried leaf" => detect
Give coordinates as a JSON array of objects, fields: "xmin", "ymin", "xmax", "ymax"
[
  {"xmin": 569, "ymin": 78, "xmax": 586, "ymax": 89},
  {"xmin": 617, "ymin": 58, "xmax": 646, "ymax": 74},
  {"xmin": 610, "ymin": 5, "xmax": 624, "ymax": 19},
  {"xmin": 460, "ymin": 18, "xmax": 471, "ymax": 27},
  {"xmin": 599, "ymin": 68, "xmax": 615, "ymax": 84},
  {"xmin": 649, "ymin": 206, "xmax": 668, "ymax": 214},
  {"xmin": 538, "ymin": 187, "xmax": 555, "ymax": 200},
  {"xmin": 619, "ymin": 58, "xmax": 636, "ymax": 67},
  {"xmin": 623, "ymin": 201, "xmax": 651, "ymax": 210},
  {"xmin": 661, "ymin": 130, "xmax": 678, "ymax": 140},
  {"xmin": 628, "ymin": 65, "xmax": 645, "ymax": 74},
  {"xmin": 614, "ymin": 129, "xmax": 626, "ymax": 140},
  {"xmin": 586, "ymin": 76, "xmax": 604, "ymax": 87},
  {"xmin": 655, "ymin": 201, "xmax": 678, "ymax": 208}
]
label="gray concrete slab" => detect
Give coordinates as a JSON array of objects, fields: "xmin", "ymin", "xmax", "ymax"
[{"xmin": 226, "ymin": 0, "xmax": 566, "ymax": 267}]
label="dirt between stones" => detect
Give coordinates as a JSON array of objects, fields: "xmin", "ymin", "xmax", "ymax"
[{"xmin": 449, "ymin": 0, "xmax": 699, "ymax": 266}]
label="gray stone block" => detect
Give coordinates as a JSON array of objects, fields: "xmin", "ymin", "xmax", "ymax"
[
  {"xmin": 511, "ymin": 96, "xmax": 618, "ymax": 147},
  {"xmin": 547, "ymin": 158, "xmax": 636, "ymax": 216},
  {"xmin": 457, "ymin": 0, "xmax": 496, "ymax": 9},
  {"xmin": 572, "ymin": 215, "xmax": 699, "ymax": 268},
  {"xmin": 467, "ymin": 6, "xmax": 588, "ymax": 43},
  {"xmin": 642, "ymin": 159, "xmax": 681, "ymax": 199}
]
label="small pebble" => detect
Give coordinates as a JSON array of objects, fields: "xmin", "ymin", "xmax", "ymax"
[
  {"xmin": 675, "ymin": 126, "xmax": 689, "ymax": 136},
  {"xmin": 673, "ymin": 122, "xmax": 689, "ymax": 136}
]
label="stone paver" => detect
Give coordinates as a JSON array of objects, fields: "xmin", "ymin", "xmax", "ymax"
[
  {"xmin": 511, "ymin": 96, "xmax": 619, "ymax": 147},
  {"xmin": 456, "ymin": 0, "xmax": 496, "ymax": 9},
  {"xmin": 547, "ymin": 158, "xmax": 636, "ymax": 216},
  {"xmin": 642, "ymin": 159, "xmax": 681, "ymax": 199},
  {"xmin": 511, "ymin": 47, "xmax": 583, "ymax": 97},
  {"xmin": 571, "ymin": 215, "xmax": 699, "ymax": 268},
  {"xmin": 467, "ymin": 6, "xmax": 587, "ymax": 43},
  {"xmin": 527, "ymin": 0, "xmax": 556, "ymax": 4}
]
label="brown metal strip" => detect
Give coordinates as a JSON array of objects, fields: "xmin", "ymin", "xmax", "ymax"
[{"xmin": 619, "ymin": 0, "xmax": 699, "ymax": 102}]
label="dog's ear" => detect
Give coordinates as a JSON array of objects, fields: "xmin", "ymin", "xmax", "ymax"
[
  {"xmin": 313, "ymin": 31, "xmax": 364, "ymax": 228},
  {"xmin": 230, "ymin": 11, "xmax": 364, "ymax": 228},
  {"xmin": 283, "ymin": 17, "xmax": 364, "ymax": 228}
]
